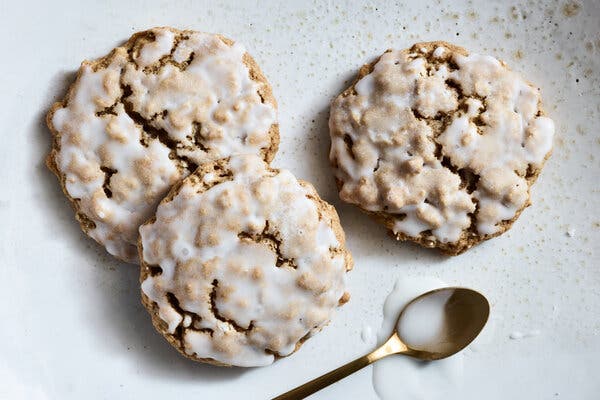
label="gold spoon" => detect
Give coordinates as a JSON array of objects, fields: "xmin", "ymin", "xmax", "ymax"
[{"xmin": 273, "ymin": 287, "xmax": 489, "ymax": 400}]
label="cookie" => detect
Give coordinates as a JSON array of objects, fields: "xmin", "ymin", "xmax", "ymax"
[
  {"xmin": 138, "ymin": 154, "xmax": 353, "ymax": 367},
  {"xmin": 329, "ymin": 42, "xmax": 554, "ymax": 255},
  {"xmin": 47, "ymin": 27, "xmax": 279, "ymax": 263}
]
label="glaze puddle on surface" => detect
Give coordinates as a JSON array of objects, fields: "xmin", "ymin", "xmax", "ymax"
[
  {"xmin": 373, "ymin": 277, "xmax": 463, "ymax": 400},
  {"xmin": 361, "ymin": 325, "xmax": 375, "ymax": 344},
  {"xmin": 509, "ymin": 330, "xmax": 541, "ymax": 340}
]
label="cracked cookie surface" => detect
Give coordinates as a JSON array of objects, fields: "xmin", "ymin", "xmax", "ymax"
[
  {"xmin": 139, "ymin": 155, "xmax": 352, "ymax": 367},
  {"xmin": 329, "ymin": 41, "xmax": 554, "ymax": 255},
  {"xmin": 46, "ymin": 27, "xmax": 279, "ymax": 263}
]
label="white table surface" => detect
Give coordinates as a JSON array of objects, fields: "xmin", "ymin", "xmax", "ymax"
[{"xmin": 1, "ymin": 0, "xmax": 599, "ymax": 398}]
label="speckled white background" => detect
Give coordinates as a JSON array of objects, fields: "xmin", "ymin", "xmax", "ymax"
[{"xmin": 0, "ymin": 0, "xmax": 598, "ymax": 398}]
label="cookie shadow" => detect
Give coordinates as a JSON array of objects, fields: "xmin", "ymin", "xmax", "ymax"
[
  {"xmin": 33, "ymin": 70, "xmax": 101, "ymax": 250},
  {"xmin": 34, "ymin": 70, "xmax": 245, "ymax": 383},
  {"xmin": 97, "ymin": 260, "xmax": 248, "ymax": 382}
]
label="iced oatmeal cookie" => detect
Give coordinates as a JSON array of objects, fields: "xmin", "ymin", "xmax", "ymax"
[
  {"xmin": 329, "ymin": 41, "xmax": 554, "ymax": 255},
  {"xmin": 47, "ymin": 27, "xmax": 279, "ymax": 263},
  {"xmin": 139, "ymin": 155, "xmax": 352, "ymax": 366}
]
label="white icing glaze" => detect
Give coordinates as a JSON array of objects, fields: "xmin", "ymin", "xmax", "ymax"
[
  {"xmin": 49, "ymin": 28, "xmax": 277, "ymax": 262},
  {"xmin": 396, "ymin": 288, "xmax": 454, "ymax": 350},
  {"xmin": 439, "ymin": 51, "xmax": 554, "ymax": 234},
  {"xmin": 433, "ymin": 46, "xmax": 446, "ymax": 58},
  {"xmin": 123, "ymin": 31, "xmax": 276, "ymax": 163},
  {"xmin": 136, "ymin": 29, "xmax": 176, "ymax": 67},
  {"xmin": 140, "ymin": 155, "xmax": 350, "ymax": 367},
  {"xmin": 329, "ymin": 44, "xmax": 554, "ymax": 244}
]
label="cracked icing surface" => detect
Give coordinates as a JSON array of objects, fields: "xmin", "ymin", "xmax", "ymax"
[
  {"xmin": 46, "ymin": 27, "xmax": 279, "ymax": 263},
  {"xmin": 139, "ymin": 155, "xmax": 352, "ymax": 367},
  {"xmin": 329, "ymin": 42, "xmax": 554, "ymax": 254}
]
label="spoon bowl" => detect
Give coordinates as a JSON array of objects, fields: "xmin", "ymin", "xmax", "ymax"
[
  {"xmin": 274, "ymin": 286, "xmax": 490, "ymax": 400},
  {"xmin": 397, "ymin": 287, "xmax": 490, "ymax": 360}
]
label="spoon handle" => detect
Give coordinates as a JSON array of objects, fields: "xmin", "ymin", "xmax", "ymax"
[
  {"xmin": 273, "ymin": 334, "xmax": 405, "ymax": 400},
  {"xmin": 272, "ymin": 353, "xmax": 372, "ymax": 400}
]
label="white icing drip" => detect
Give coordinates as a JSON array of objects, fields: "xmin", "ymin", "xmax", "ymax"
[
  {"xmin": 361, "ymin": 325, "xmax": 375, "ymax": 344},
  {"xmin": 140, "ymin": 155, "xmax": 349, "ymax": 367},
  {"xmin": 433, "ymin": 46, "xmax": 446, "ymax": 58},
  {"xmin": 373, "ymin": 277, "xmax": 463, "ymax": 399},
  {"xmin": 136, "ymin": 29, "xmax": 176, "ymax": 67}
]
